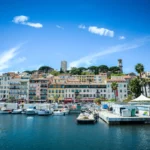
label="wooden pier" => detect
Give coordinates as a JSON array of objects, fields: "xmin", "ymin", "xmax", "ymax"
[{"xmin": 99, "ymin": 111, "xmax": 150, "ymax": 125}]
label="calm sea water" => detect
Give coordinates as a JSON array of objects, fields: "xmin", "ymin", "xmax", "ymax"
[{"xmin": 0, "ymin": 114, "xmax": 150, "ymax": 150}]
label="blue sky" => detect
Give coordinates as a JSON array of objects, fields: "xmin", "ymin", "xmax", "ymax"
[{"xmin": 0, "ymin": 0, "xmax": 150, "ymax": 73}]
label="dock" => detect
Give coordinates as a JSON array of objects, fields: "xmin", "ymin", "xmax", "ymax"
[{"xmin": 99, "ymin": 110, "xmax": 150, "ymax": 125}]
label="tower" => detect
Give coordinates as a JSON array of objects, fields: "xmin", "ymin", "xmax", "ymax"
[
  {"xmin": 118, "ymin": 59, "xmax": 123, "ymax": 73},
  {"xmin": 61, "ymin": 61, "xmax": 67, "ymax": 73}
]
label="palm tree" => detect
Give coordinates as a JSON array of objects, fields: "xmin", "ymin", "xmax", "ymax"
[
  {"xmin": 135, "ymin": 63, "xmax": 144, "ymax": 78},
  {"xmin": 111, "ymin": 82, "xmax": 118, "ymax": 101},
  {"xmin": 53, "ymin": 95, "xmax": 60, "ymax": 103},
  {"xmin": 141, "ymin": 78, "xmax": 148, "ymax": 97}
]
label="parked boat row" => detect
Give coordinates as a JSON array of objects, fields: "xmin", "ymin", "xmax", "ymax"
[{"xmin": 0, "ymin": 104, "xmax": 70, "ymax": 116}]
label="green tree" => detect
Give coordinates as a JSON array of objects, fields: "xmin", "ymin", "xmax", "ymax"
[
  {"xmin": 111, "ymin": 82, "xmax": 118, "ymax": 101},
  {"xmin": 53, "ymin": 95, "xmax": 60, "ymax": 103},
  {"xmin": 78, "ymin": 67, "xmax": 87, "ymax": 75},
  {"xmin": 109, "ymin": 66, "xmax": 121, "ymax": 74},
  {"xmin": 70, "ymin": 67, "xmax": 80, "ymax": 75},
  {"xmin": 135, "ymin": 63, "xmax": 144, "ymax": 78},
  {"xmin": 38, "ymin": 66, "xmax": 53, "ymax": 73},
  {"xmin": 129, "ymin": 78, "xmax": 141, "ymax": 98},
  {"xmin": 88, "ymin": 66, "xmax": 99, "ymax": 74},
  {"xmin": 98, "ymin": 65, "xmax": 109, "ymax": 73},
  {"xmin": 50, "ymin": 70, "xmax": 60, "ymax": 76}
]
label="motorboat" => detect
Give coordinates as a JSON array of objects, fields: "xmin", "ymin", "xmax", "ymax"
[
  {"xmin": 26, "ymin": 106, "xmax": 37, "ymax": 115},
  {"xmin": 38, "ymin": 109, "xmax": 50, "ymax": 116},
  {"xmin": 76, "ymin": 112, "xmax": 96, "ymax": 124},
  {"xmin": 0, "ymin": 107, "xmax": 12, "ymax": 114},
  {"xmin": 12, "ymin": 109, "xmax": 22, "ymax": 114},
  {"xmin": 57, "ymin": 105, "xmax": 69, "ymax": 115},
  {"xmin": 53, "ymin": 109, "xmax": 64, "ymax": 116},
  {"xmin": 61, "ymin": 107, "xmax": 69, "ymax": 115}
]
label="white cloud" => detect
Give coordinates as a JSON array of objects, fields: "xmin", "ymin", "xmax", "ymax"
[
  {"xmin": 12, "ymin": 15, "xmax": 43, "ymax": 28},
  {"xmin": 56, "ymin": 25, "xmax": 64, "ymax": 30},
  {"xmin": 0, "ymin": 46, "xmax": 20, "ymax": 71},
  {"xmin": 69, "ymin": 37, "xmax": 149, "ymax": 69},
  {"xmin": 78, "ymin": 24, "xmax": 86, "ymax": 29},
  {"xmin": 119, "ymin": 36, "xmax": 126, "ymax": 40},
  {"xmin": 0, "ymin": 44, "xmax": 27, "ymax": 71},
  {"xmin": 26, "ymin": 22, "xmax": 43, "ymax": 28},
  {"xmin": 88, "ymin": 26, "xmax": 114, "ymax": 37},
  {"xmin": 12, "ymin": 15, "xmax": 28, "ymax": 24}
]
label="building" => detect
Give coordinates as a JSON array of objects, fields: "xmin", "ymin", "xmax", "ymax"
[
  {"xmin": 107, "ymin": 78, "xmax": 128, "ymax": 101},
  {"xmin": 9, "ymin": 78, "xmax": 29, "ymax": 102},
  {"xmin": 118, "ymin": 59, "xmax": 123, "ymax": 73},
  {"xmin": 29, "ymin": 78, "xmax": 50, "ymax": 102},
  {"xmin": 0, "ymin": 73, "xmax": 12, "ymax": 100},
  {"xmin": 61, "ymin": 61, "xmax": 67, "ymax": 72}
]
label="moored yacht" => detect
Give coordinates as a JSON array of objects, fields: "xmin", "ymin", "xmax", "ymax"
[
  {"xmin": 12, "ymin": 109, "xmax": 22, "ymax": 114},
  {"xmin": 38, "ymin": 109, "xmax": 50, "ymax": 116},
  {"xmin": 26, "ymin": 106, "xmax": 37, "ymax": 115},
  {"xmin": 53, "ymin": 109, "xmax": 64, "ymax": 116}
]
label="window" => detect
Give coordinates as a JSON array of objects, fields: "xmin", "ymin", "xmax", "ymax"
[
  {"xmin": 120, "ymin": 90, "xmax": 122, "ymax": 93},
  {"xmin": 124, "ymin": 85, "xmax": 126, "ymax": 87}
]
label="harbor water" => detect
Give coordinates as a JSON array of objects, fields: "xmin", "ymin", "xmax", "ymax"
[{"xmin": 0, "ymin": 114, "xmax": 150, "ymax": 150}]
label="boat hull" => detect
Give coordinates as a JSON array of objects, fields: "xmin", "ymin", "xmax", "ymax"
[{"xmin": 38, "ymin": 110, "xmax": 50, "ymax": 116}]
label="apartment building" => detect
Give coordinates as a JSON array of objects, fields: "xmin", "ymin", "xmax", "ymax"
[
  {"xmin": 29, "ymin": 79, "xmax": 50, "ymax": 102},
  {"xmin": 0, "ymin": 73, "xmax": 12, "ymax": 100},
  {"xmin": 9, "ymin": 77, "xmax": 29, "ymax": 101}
]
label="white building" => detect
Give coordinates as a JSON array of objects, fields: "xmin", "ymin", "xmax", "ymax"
[{"xmin": 0, "ymin": 73, "xmax": 11, "ymax": 100}]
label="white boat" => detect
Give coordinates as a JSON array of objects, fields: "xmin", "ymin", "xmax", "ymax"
[
  {"xmin": 38, "ymin": 109, "xmax": 50, "ymax": 116},
  {"xmin": 26, "ymin": 106, "xmax": 37, "ymax": 115},
  {"xmin": 53, "ymin": 109, "xmax": 64, "ymax": 116},
  {"xmin": 57, "ymin": 105, "xmax": 69, "ymax": 115},
  {"xmin": 77, "ymin": 112, "xmax": 96, "ymax": 124},
  {"xmin": 12, "ymin": 109, "xmax": 22, "ymax": 114},
  {"xmin": 0, "ymin": 110, "xmax": 12, "ymax": 114},
  {"xmin": 0, "ymin": 107, "xmax": 12, "ymax": 114},
  {"xmin": 61, "ymin": 108, "xmax": 69, "ymax": 115}
]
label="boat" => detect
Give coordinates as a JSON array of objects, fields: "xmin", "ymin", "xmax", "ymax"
[
  {"xmin": 26, "ymin": 106, "xmax": 37, "ymax": 115},
  {"xmin": 61, "ymin": 107, "xmax": 69, "ymax": 115},
  {"xmin": 57, "ymin": 105, "xmax": 69, "ymax": 115},
  {"xmin": 76, "ymin": 112, "xmax": 96, "ymax": 124},
  {"xmin": 12, "ymin": 109, "xmax": 22, "ymax": 114},
  {"xmin": 53, "ymin": 109, "xmax": 65, "ymax": 116},
  {"xmin": 0, "ymin": 107, "xmax": 12, "ymax": 114},
  {"xmin": 38, "ymin": 109, "xmax": 50, "ymax": 116}
]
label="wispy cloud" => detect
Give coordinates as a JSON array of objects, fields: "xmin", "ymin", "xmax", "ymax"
[
  {"xmin": 69, "ymin": 37, "xmax": 150, "ymax": 69},
  {"xmin": 12, "ymin": 15, "xmax": 43, "ymax": 28},
  {"xmin": 119, "ymin": 36, "xmax": 126, "ymax": 40},
  {"xmin": 56, "ymin": 25, "xmax": 64, "ymax": 30},
  {"xmin": 78, "ymin": 24, "xmax": 86, "ymax": 29},
  {"xmin": 0, "ymin": 44, "xmax": 26, "ymax": 71},
  {"xmin": 0, "ymin": 45, "xmax": 20, "ymax": 71},
  {"xmin": 88, "ymin": 26, "xmax": 114, "ymax": 37}
]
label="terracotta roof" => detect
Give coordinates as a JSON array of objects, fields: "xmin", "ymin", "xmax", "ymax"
[{"xmin": 123, "ymin": 75, "xmax": 131, "ymax": 79}]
